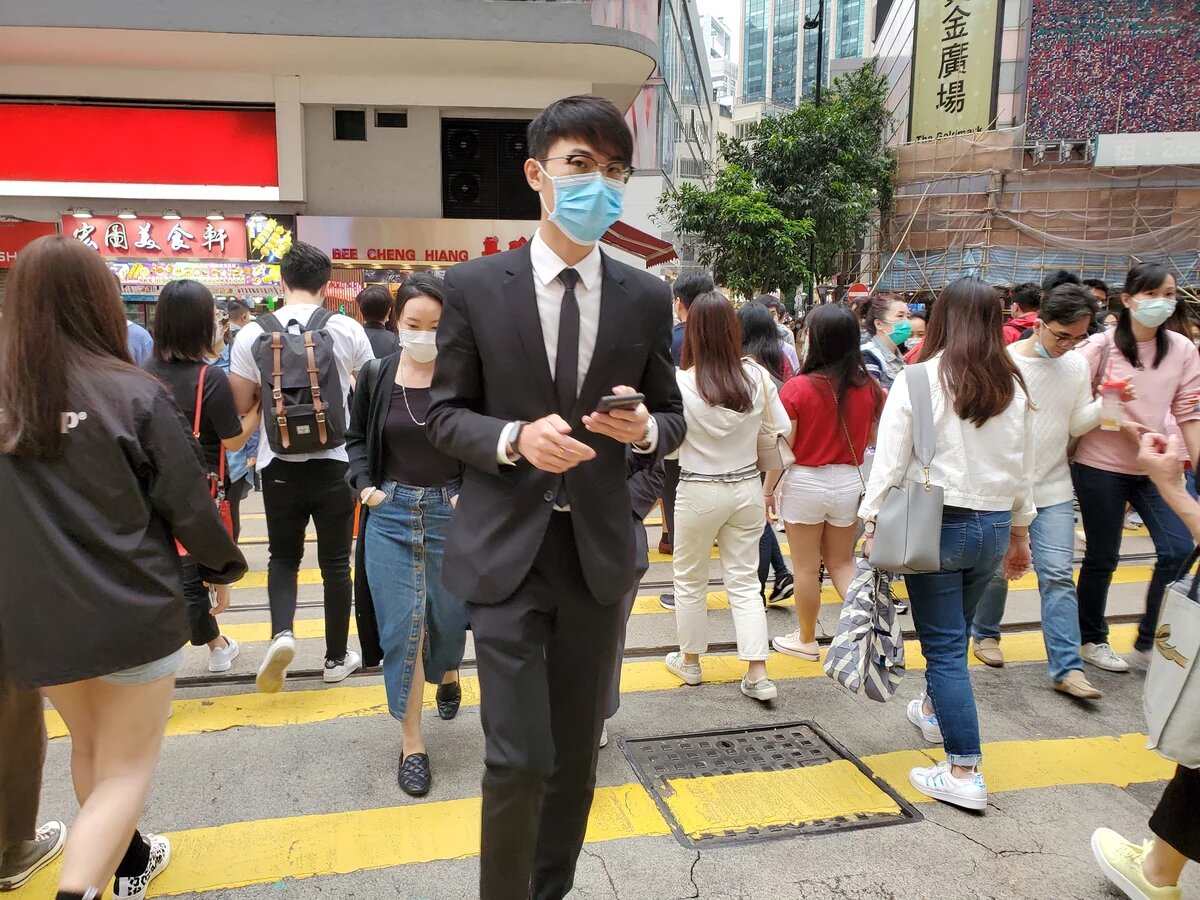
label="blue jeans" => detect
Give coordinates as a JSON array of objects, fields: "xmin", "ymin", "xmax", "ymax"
[
  {"xmin": 759, "ymin": 521, "xmax": 789, "ymax": 587},
  {"xmin": 973, "ymin": 501, "xmax": 1084, "ymax": 682},
  {"xmin": 1072, "ymin": 463, "xmax": 1192, "ymax": 652},
  {"xmin": 906, "ymin": 508, "xmax": 1012, "ymax": 767},
  {"xmin": 364, "ymin": 481, "xmax": 469, "ymax": 720}
]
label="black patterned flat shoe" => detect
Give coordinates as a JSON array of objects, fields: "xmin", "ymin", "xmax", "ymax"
[
  {"xmin": 398, "ymin": 752, "xmax": 431, "ymax": 797},
  {"xmin": 436, "ymin": 677, "xmax": 462, "ymax": 720}
]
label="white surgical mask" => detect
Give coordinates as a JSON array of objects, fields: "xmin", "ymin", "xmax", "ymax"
[{"xmin": 400, "ymin": 329, "xmax": 438, "ymax": 364}]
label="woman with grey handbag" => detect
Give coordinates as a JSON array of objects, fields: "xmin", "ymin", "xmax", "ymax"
[
  {"xmin": 859, "ymin": 276, "xmax": 1037, "ymax": 812},
  {"xmin": 666, "ymin": 292, "xmax": 790, "ymax": 703},
  {"xmin": 1091, "ymin": 430, "xmax": 1199, "ymax": 900}
]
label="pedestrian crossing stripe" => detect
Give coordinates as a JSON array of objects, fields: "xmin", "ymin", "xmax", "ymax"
[
  {"xmin": 215, "ymin": 564, "xmax": 1154, "ymax": 645},
  {"xmin": 22, "ymin": 731, "xmax": 1172, "ymax": 897},
  {"xmin": 43, "ymin": 626, "xmax": 1139, "ymax": 742}
]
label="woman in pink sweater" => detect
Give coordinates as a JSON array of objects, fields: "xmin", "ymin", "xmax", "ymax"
[{"xmin": 1072, "ymin": 264, "xmax": 1200, "ymax": 672}]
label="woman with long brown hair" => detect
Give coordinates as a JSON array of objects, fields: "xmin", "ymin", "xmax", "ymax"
[
  {"xmin": 665, "ymin": 292, "xmax": 789, "ymax": 703},
  {"xmin": 0, "ymin": 236, "xmax": 245, "ymax": 900},
  {"xmin": 860, "ymin": 276, "xmax": 1035, "ymax": 812}
]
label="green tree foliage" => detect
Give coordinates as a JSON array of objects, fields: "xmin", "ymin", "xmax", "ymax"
[
  {"xmin": 657, "ymin": 164, "xmax": 814, "ymax": 301},
  {"xmin": 724, "ymin": 61, "xmax": 896, "ymax": 284}
]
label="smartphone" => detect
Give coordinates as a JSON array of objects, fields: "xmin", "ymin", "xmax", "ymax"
[
  {"xmin": 208, "ymin": 585, "xmax": 219, "ymax": 610},
  {"xmin": 596, "ymin": 393, "xmax": 645, "ymax": 412}
]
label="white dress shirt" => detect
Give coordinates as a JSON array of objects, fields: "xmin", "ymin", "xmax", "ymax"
[{"xmin": 497, "ymin": 230, "xmax": 657, "ymax": 464}]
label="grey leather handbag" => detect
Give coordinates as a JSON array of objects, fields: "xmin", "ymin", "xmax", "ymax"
[{"xmin": 869, "ymin": 363, "xmax": 945, "ymax": 575}]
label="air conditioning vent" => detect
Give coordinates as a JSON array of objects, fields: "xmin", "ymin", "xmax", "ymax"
[
  {"xmin": 334, "ymin": 109, "xmax": 366, "ymax": 141},
  {"xmin": 375, "ymin": 110, "xmax": 409, "ymax": 129}
]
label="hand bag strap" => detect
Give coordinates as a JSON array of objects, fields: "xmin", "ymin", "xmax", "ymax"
[
  {"xmin": 192, "ymin": 364, "xmax": 208, "ymax": 439},
  {"xmin": 819, "ymin": 375, "xmax": 867, "ymax": 492},
  {"xmin": 906, "ymin": 362, "xmax": 936, "ymax": 485},
  {"xmin": 750, "ymin": 360, "xmax": 777, "ymax": 432}
]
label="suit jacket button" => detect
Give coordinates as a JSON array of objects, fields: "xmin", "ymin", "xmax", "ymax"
[{"xmin": 543, "ymin": 490, "xmax": 555, "ymax": 502}]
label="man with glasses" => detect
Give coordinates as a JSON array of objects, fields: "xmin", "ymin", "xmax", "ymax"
[
  {"xmin": 427, "ymin": 95, "xmax": 684, "ymax": 900},
  {"xmin": 971, "ymin": 283, "xmax": 1107, "ymax": 700}
]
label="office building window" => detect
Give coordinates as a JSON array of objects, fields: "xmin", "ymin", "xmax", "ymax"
[
  {"xmin": 744, "ymin": 0, "xmax": 769, "ymax": 101},
  {"xmin": 772, "ymin": 0, "xmax": 801, "ymax": 106}
]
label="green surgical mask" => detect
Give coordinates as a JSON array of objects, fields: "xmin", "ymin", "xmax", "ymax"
[{"xmin": 888, "ymin": 320, "xmax": 912, "ymax": 345}]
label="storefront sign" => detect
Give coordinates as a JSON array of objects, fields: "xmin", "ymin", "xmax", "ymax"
[
  {"xmin": 909, "ymin": 0, "xmax": 1001, "ymax": 142},
  {"xmin": 0, "ymin": 220, "xmax": 58, "ymax": 268},
  {"xmin": 64, "ymin": 216, "xmax": 248, "ymax": 259},
  {"xmin": 108, "ymin": 259, "xmax": 280, "ymax": 288},
  {"xmin": 246, "ymin": 214, "xmax": 296, "ymax": 263},
  {"xmin": 297, "ymin": 217, "xmax": 535, "ymax": 266}
]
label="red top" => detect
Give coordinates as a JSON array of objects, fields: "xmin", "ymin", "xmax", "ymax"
[{"xmin": 779, "ymin": 375, "xmax": 879, "ymax": 467}]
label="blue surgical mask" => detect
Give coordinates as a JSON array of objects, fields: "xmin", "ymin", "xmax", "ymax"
[
  {"xmin": 1034, "ymin": 336, "xmax": 1053, "ymax": 359},
  {"xmin": 538, "ymin": 165, "xmax": 625, "ymax": 246},
  {"xmin": 1131, "ymin": 297, "xmax": 1177, "ymax": 329}
]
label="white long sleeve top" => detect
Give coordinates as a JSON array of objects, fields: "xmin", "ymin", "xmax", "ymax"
[
  {"xmin": 859, "ymin": 357, "xmax": 1037, "ymax": 528},
  {"xmin": 1009, "ymin": 345, "xmax": 1102, "ymax": 508},
  {"xmin": 676, "ymin": 361, "xmax": 788, "ymax": 475}
]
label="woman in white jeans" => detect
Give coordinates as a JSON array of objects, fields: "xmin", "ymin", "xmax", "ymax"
[{"xmin": 665, "ymin": 292, "xmax": 789, "ymax": 702}]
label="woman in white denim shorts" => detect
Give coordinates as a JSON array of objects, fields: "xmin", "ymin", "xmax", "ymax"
[{"xmin": 767, "ymin": 304, "xmax": 883, "ymax": 660}]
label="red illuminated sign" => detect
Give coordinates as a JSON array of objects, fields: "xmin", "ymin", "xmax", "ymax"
[
  {"xmin": 62, "ymin": 216, "xmax": 248, "ymax": 259},
  {"xmin": 331, "ymin": 248, "xmax": 471, "ymax": 263},
  {"xmin": 0, "ymin": 221, "xmax": 58, "ymax": 268}
]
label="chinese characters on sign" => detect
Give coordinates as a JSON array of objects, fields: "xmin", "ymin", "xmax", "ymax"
[
  {"xmin": 909, "ymin": 0, "xmax": 1001, "ymax": 142},
  {"xmin": 61, "ymin": 216, "xmax": 248, "ymax": 259}
]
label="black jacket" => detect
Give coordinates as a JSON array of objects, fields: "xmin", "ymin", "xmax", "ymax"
[
  {"xmin": 426, "ymin": 243, "xmax": 685, "ymax": 605},
  {"xmin": 0, "ymin": 365, "xmax": 247, "ymax": 688},
  {"xmin": 364, "ymin": 322, "xmax": 400, "ymax": 360},
  {"xmin": 626, "ymin": 449, "xmax": 666, "ymax": 578},
  {"xmin": 345, "ymin": 352, "xmax": 401, "ymax": 493}
]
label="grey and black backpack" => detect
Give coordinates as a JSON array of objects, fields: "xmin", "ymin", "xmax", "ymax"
[{"xmin": 252, "ymin": 308, "xmax": 346, "ymax": 455}]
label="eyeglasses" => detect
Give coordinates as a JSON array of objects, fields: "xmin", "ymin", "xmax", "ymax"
[
  {"xmin": 539, "ymin": 154, "xmax": 635, "ymax": 183},
  {"xmin": 1044, "ymin": 325, "xmax": 1088, "ymax": 348}
]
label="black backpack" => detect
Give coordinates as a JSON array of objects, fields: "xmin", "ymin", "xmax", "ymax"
[{"xmin": 253, "ymin": 308, "xmax": 347, "ymax": 455}]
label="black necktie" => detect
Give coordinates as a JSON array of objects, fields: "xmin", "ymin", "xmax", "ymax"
[
  {"xmin": 554, "ymin": 268, "xmax": 580, "ymax": 507},
  {"xmin": 555, "ymin": 268, "xmax": 580, "ymax": 417}
]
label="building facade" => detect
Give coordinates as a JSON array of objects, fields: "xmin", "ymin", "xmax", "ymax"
[
  {"xmin": 0, "ymin": 0, "xmax": 704, "ymax": 303},
  {"xmin": 700, "ymin": 14, "xmax": 740, "ymax": 106},
  {"xmin": 869, "ymin": 0, "xmax": 1200, "ymax": 292}
]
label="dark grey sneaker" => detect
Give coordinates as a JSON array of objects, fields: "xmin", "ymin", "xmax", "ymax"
[{"xmin": 0, "ymin": 820, "xmax": 66, "ymax": 890}]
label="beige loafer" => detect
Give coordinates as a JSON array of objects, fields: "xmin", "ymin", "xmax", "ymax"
[
  {"xmin": 973, "ymin": 638, "xmax": 1004, "ymax": 668},
  {"xmin": 1054, "ymin": 669, "xmax": 1102, "ymax": 700}
]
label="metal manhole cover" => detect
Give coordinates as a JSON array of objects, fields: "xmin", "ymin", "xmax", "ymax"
[{"xmin": 620, "ymin": 720, "xmax": 921, "ymax": 848}]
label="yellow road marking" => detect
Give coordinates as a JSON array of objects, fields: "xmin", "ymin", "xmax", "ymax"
[
  {"xmin": 44, "ymin": 626, "xmax": 1138, "ymax": 741},
  {"xmin": 664, "ymin": 759, "xmax": 900, "ymax": 839},
  {"xmin": 23, "ymin": 731, "xmax": 1171, "ymax": 897}
]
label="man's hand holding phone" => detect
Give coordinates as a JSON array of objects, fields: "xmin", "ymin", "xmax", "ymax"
[
  {"xmin": 208, "ymin": 583, "xmax": 231, "ymax": 616},
  {"xmin": 583, "ymin": 386, "xmax": 650, "ymax": 445},
  {"xmin": 516, "ymin": 415, "xmax": 597, "ymax": 474}
]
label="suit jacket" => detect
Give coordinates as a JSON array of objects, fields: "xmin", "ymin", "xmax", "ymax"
[
  {"xmin": 626, "ymin": 449, "xmax": 665, "ymax": 580},
  {"xmin": 427, "ymin": 242, "xmax": 685, "ymax": 605}
]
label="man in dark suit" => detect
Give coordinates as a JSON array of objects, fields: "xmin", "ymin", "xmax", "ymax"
[{"xmin": 427, "ymin": 95, "xmax": 685, "ymax": 900}]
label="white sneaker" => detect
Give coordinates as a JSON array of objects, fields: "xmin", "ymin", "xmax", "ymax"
[
  {"xmin": 323, "ymin": 649, "xmax": 361, "ymax": 684},
  {"xmin": 664, "ymin": 651, "xmax": 703, "ymax": 685},
  {"xmin": 255, "ymin": 631, "xmax": 296, "ymax": 693},
  {"xmin": 1082, "ymin": 642, "xmax": 1130, "ymax": 673},
  {"xmin": 113, "ymin": 833, "xmax": 170, "ymax": 899},
  {"xmin": 909, "ymin": 761, "xmax": 987, "ymax": 811},
  {"xmin": 207, "ymin": 635, "xmax": 240, "ymax": 673},
  {"xmin": 772, "ymin": 631, "xmax": 821, "ymax": 660},
  {"xmin": 907, "ymin": 698, "xmax": 944, "ymax": 744},
  {"xmin": 1124, "ymin": 512, "xmax": 1143, "ymax": 531},
  {"xmin": 599, "ymin": 723, "xmax": 609, "ymax": 748},
  {"xmin": 740, "ymin": 676, "xmax": 778, "ymax": 702}
]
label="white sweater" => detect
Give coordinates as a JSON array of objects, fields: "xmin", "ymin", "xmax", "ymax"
[
  {"xmin": 1009, "ymin": 345, "xmax": 1102, "ymax": 507},
  {"xmin": 859, "ymin": 357, "xmax": 1037, "ymax": 528},
  {"xmin": 677, "ymin": 361, "xmax": 788, "ymax": 475}
]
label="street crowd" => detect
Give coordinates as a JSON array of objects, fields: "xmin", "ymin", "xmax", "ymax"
[{"xmin": 0, "ymin": 95, "xmax": 1196, "ymax": 900}]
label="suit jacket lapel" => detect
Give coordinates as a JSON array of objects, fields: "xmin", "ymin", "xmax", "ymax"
[
  {"xmin": 503, "ymin": 244, "xmax": 557, "ymax": 413},
  {"xmin": 574, "ymin": 253, "xmax": 628, "ymax": 420}
]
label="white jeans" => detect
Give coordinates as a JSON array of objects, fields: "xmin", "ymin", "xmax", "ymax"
[{"xmin": 672, "ymin": 477, "xmax": 770, "ymax": 660}]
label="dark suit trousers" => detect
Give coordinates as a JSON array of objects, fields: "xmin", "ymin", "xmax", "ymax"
[
  {"xmin": 660, "ymin": 457, "xmax": 681, "ymax": 546},
  {"xmin": 470, "ymin": 513, "xmax": 623, "ymax": 900}
]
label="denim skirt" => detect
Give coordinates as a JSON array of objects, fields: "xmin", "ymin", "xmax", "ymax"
[{"xmin": 363, "ymin": 480, "xmax": 469, "ymax": 720}]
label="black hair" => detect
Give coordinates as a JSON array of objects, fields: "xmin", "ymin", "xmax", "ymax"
[
  {"xmin": 800, "ymin": 303, "xmax": 882, "ymax": 415},
  {"xmin": 1083, "ymin": 278, "xmax": 1109, "ymax": 296},
  {"xmin": 226, "ymin": 299, "xmax": 251, "ymax": 318},
  {"xmin": 527, "ymin": 95, "xmax": 634, "ymax": 164},
  {"xmin": 1040, "ymin": 284, "xmax": 1097, "ymax": 326},
  {"xmin": 755, "ymin": 294, "xmax": 785, "ymax": 315},
  {"xmin": 1115, "ymin": 263, "xmax": 1174, "ymax": 370},
  {"xmin": 356, "ymin": 285, "xmax": 394, "ymax": 325},
  {"xmin": 910, "ymin": 310, "xmax": 928, "ymax": 323},
  {"xmin": 395, "ymin": 272, "xmax": 446, "ymax": 318},
  {"xmin": 1041, "ymin": 269, "xmax": 1081, "ymax": 296},
  {"xmin": 153, "ymin": 279, "xmax": 216, "ymax": 363},
  {"xmin": 865, "ymin": 293, "xmax": 906, "ymax": 336},
  {"xmin": 279, "ymin": 241, "xmax": 332, "ymax": 294},
  {"xmin": 1011, "ymin": 282, "xmax": 1042, "ymax": 312},
  {"xmin": 737, "ymin": 302, "xmax": 785, "ymax": 382},
  {"xmin": 1095, "ymin": 309, "xmax": 1117, "ymax": 328},
  {"xmin": 672, "ymin": 272, "xmax": 715, "ymax": 310}
]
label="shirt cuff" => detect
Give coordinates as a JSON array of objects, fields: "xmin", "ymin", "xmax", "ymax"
[
  {"xmin": 632, "ymin": 415, "xmax": 659, "ymax": 454},
  {"xmin": 497, "ymin": 421, "xmax": 522, "ymax": 466}
]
